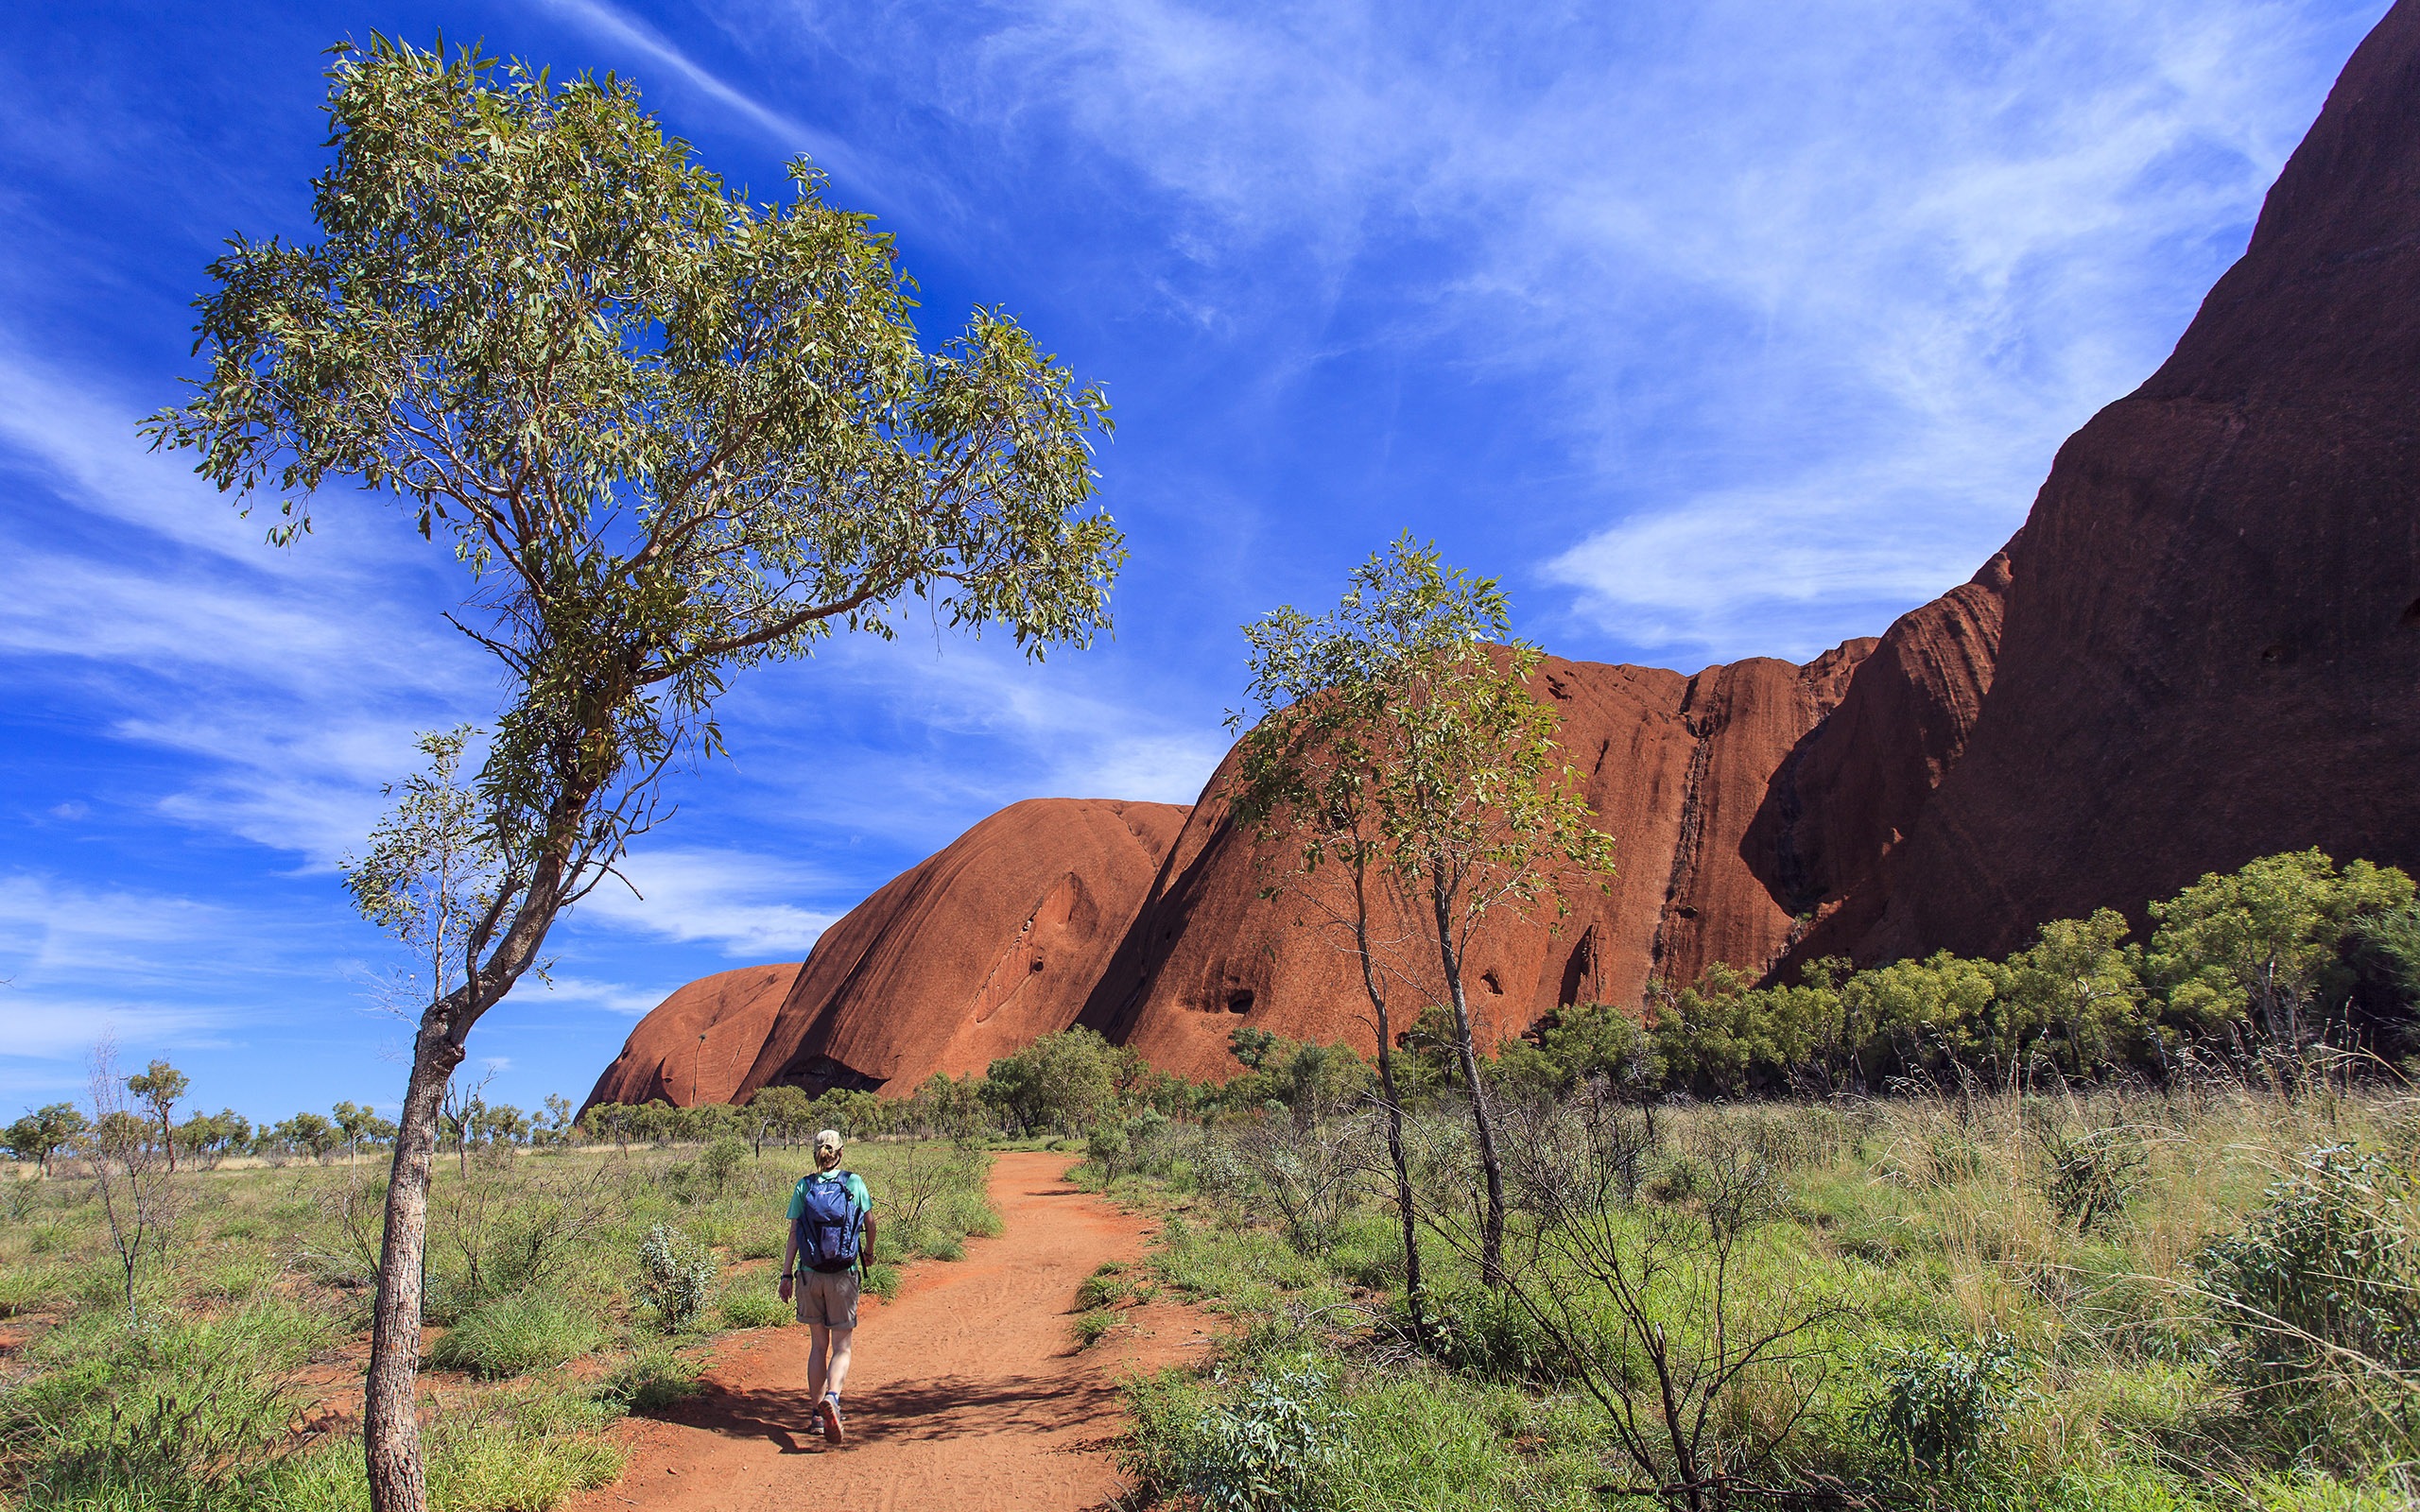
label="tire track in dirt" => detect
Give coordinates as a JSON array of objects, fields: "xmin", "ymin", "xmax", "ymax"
[{"xmin": 570, "ymin": 1151, "xmax": 1208, "ymax": 1512}]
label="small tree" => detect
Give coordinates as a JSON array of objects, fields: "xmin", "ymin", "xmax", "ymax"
[
  {"xmin": 2149, "ymin": 850, "xmax": 2414, "ymax": 1069},
  {"xmin": 86, "ymin": 1039, "xmax": 182, "ymax": 1324},
  {"xmin": 275, "ymin": 1111, "xmax": 344, "ymax": 1164},
  {"xmin": 334, "ymin": 1101, "xmax": 385, "ymax": 1166},
  {"xmin": 438, "ymin": 1069, "xmax": 497, "ymax": 1178},
  {"xmin": 124, "ymin": 1059, "xmax": 190, "ymax": 1173},
  {"xmin": 984, "ymin": 1027, "xmax": 1121, "ymax": 1136},
  {"xmin": 1990, "ymin": 910, "xmax": 2150, "ymax": 1078},
  {"xmin": 147, "ymin": 42, "xmax": 1119, "ymax": 1510},
  {"xmin": 1237, "ymin": 540, "xmax": 1613, "ymax": 1288},
  {"xmin": 1230, "ymin": 549, "xmax": 1445, "ymax": 1333},
  {"xmin": 177, "ymin": 1108, "xmax": 251, "ymax": 1170},
  {"xmin": 5, "ymin": 1103, "xmax": 89, "ymax": 1178}
]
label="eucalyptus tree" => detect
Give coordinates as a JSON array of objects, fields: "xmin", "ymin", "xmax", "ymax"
[
  {"xmin": 1231, "ymin": 539, "xmax": 1612, "ymax": 1292},
  {"xmin": 146, "ymin": 38, "xmax": 1119, "ymax": 1512},
  {"xmin": 124, "ymin": 1059, "xmax": 189, "ymax": 1172}
]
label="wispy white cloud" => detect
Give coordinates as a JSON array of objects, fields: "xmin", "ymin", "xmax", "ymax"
[
  {"xmin": 0, "ymin": 348, "xmax": 489, "ymax": 862},
  {"xmin": 726, "ymin": 0, "xmax": 2381, "ymax": 660},
  {"xmin": 0, "ymin": 998, "xmax": 232, "ymax": 1063},
  {"xmin": 532, "ymin": 0, "xmax": 924, "ymax": 218},
  {"xmin": 537, "ymin": 974, "xmax": 683, "ymax": 1017},
  {"xmin": 578, "ymin": 846, "xmax": 836, "ymax": 957},
  {"xmin": 714, "ymin": 631, "xmax": 1227, "ymax": 851},
  {"xmin": 0, "ymin": 873, "xmax": 226, "ymax": 978}
]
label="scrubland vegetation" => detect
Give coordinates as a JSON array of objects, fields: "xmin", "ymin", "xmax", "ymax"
[
  {"xmin": 9, "ymin": 848, "xmax": 2415, "ymax": 1512},
  {"xmin": 0, "ymin": 1130, "xmax": 996, "ymax": 1510},
  {"xmin": 1043, "ymin": 847, "xmax": 2420, "ymax": 1511},
  {"xmin": 1095, "ymin": 1076, "xmax": 2420, "ymax": 1511}
]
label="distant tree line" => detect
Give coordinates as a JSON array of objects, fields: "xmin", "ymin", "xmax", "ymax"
[{"xmin": 2, "ymin": 1060, "xmax": 587, "ymax": 1177}]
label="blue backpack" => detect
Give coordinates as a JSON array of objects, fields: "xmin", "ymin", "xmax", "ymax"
[{"xmin": 794, "ymin": 1175, "xmax": 864, "ymax": 1274}]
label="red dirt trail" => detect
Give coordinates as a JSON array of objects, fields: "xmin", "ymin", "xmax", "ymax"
[{"xmin": 568, "ymin": 1152, "xmax": 1207, "ymax": 1512}]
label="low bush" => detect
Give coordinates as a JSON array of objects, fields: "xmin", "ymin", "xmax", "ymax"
[
  {"xmin": 1128, "ymin": 1363, "xmax": 1346, "ymax": 1512},
  {"xmin": 2035, "ymin": 1118, "xmax": 2147, "ymax": 1233},
  {"xmin": 597, "ymin": 1339, "xmax": 704, "ymax": 1416},
  {"xmin": 636, "ymin": 1223, "xmax": 718, "ymax": 1334},
  {"xmin": 1856, "ymin": 1332, "xmax": 2025, "ymax": 1475},
  {"xmin": 2196, "ymin": 1141, "xmax": 2420, "ymax": 1455},
  {"xmin": 0, "ymin": 1294, "xmax": 332, "ymax": 1509}
]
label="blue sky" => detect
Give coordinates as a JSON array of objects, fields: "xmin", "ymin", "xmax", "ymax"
[{"xmin": 0, "ymin": 0, "xmax": 2390, "ymax": 1123}]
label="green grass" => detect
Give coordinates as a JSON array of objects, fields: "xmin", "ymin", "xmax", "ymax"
[
  {"xmin": 716, "ymin": 1280, "xmax": 792, "ymax": 1330},
  {"xmin": 429, "ymin": 1290, "xmax": 603, "ymax": 1377},
  {"xmin": 1072, "ymin": 1309, "xmax": 1119, "ymax": 1349},
  {"xmin": 1109, "ymin": 1085, "xmax": 2420, "ymax": 1512},
  {"xmin": 0, "ymin": 1137, "xmax": 998, "ymax": 1510}
]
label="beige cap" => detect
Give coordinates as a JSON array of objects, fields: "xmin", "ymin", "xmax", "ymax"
[{"xmin": 813, "ymin": 1128, "xmax": 843, "ymax": 1155}]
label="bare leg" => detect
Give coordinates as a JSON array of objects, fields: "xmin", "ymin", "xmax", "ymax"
[
  {"xmin": 806, "ymin": 1322, "xmax": 831, "ymax": 1401},
  {"xmin": 823, "ymin": 1326, "xmax": 856, "ymax": 1402}
]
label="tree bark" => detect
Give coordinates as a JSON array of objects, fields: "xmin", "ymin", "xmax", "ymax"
[
  {"xmin": 1431, "ymin": 866, "xmax": 1506, "ymax": 1288},
  {"xmin": 1349, "ymin": 868, "xmax": 1426, "ymax": 1343},
  {"xmin": 364, "ymin": 1009, "xmax": 466, "ymax": 1512}
]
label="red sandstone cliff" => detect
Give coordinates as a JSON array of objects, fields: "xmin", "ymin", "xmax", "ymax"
[
  {"xmin": 1865, "ymin": 1, "xmax": 2420, "ymax": 960},
  {"xmin": 1078, "ymin": 590, "xmax": 2004, "ymax": 1079}
]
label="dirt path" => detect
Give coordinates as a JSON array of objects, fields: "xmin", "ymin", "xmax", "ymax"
[{"xmin": 569, "ymin": 1152, "xmax": 1207, "ymax": 1512}]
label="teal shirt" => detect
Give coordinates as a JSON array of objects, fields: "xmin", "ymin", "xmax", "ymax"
[{"xmin": 787, "ymin": 1170, "xmax": 872, "ymax": 1223}]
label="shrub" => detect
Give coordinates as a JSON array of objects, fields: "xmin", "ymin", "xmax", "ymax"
[
  {"xmin": 698, "ymin": 1136, "xmax": 747, "ymax": 1196},
  {"xmin": 636, "ymin": 1223, "xmax": 718, "ymax": 1333},
  {"xmin": 1424, "ymin": 1277, "xmax": 1565, "ymax": 1383},
  {"xmin": 429, "ymin": 1288, "xmax": 600, "ymax": 1377},
  {"xmin": 2036, "ymin": 1119, "xmax": 2148, "ymax": 1233},
  {"xmin": 2197, "ymin": 1142, "xmax": 2420, "ymax": 1438},
  {"xmin": 1857, "ymin": 1332, "xmax": 2024, "ymax": 1474},
  {"xmin": 1085, "ymin": 1119, "xmax": 1131, "ymax": 1183},
  {"xmin": 0, "ymin": 1296, "xmax": 331, "ymax": 1508},
  {"xmin": 1150, "ymin": 1365, "xmax": 1346, "ymax": 1512}
]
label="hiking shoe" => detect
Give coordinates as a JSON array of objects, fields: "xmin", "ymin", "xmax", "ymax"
[{"xmin": 818, "ymin": 1396, "xmax": 844, "ymax": 1445}]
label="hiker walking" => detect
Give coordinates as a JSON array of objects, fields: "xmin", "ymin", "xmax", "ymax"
[{"xmin": 779, "ymin": 1127, "xmax": 876, "ymax": 1445}]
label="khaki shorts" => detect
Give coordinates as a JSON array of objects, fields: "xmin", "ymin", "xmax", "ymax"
[{"xmin": 795, "ymin": 1266, "xmax": 861, "ymax": 1329}]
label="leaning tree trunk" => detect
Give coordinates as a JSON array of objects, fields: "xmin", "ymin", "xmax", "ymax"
[
  {"xmin": 364, "ymin": 1007, "xmax": 466, "ymax": 1512},
  {"xmin": 1430, "ymin": 868, "xmax": 1506, "ymax": 1288},
  {"xmin": 1350, "ymin": 877, "xmax": 1427, "ymax": 1343}
]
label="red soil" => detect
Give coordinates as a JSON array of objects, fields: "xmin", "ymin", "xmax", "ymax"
[{"xmin": 567, "ymin": 1152, "xmax": 1207, "ymax": 1512}]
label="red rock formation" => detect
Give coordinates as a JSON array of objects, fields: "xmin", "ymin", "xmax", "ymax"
[
  {"xmin": 726, "ymin": 799, "xmax": 1190, "ymax": 1098},
  {"xmin": 581, "ymin": 962, "xmax": 804, "ymax": 1111},
  {"xmin": 1867, "ymin": 2, "xmax": 2420, "ymax": 961},
  {"xmin": 595, "ymin": 6, "xmax": 2420, "ymax": 1102},
  {"xmin": 592, "ymin": 589, "xmax": 2006, "ymax": 1100},
  {"xmin": 1079, "ymin": 613, "xmax": 2003, "ymax": 1080}
]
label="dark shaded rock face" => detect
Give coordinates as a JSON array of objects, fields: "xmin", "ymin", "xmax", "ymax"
[
  {"xmin": 590, "ymin": 3, "xmax": 2420, "ymax": 1100},
  {"xmin": 1866, "ymin": 1, "xmax": 2420, "ymax": 960}
]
